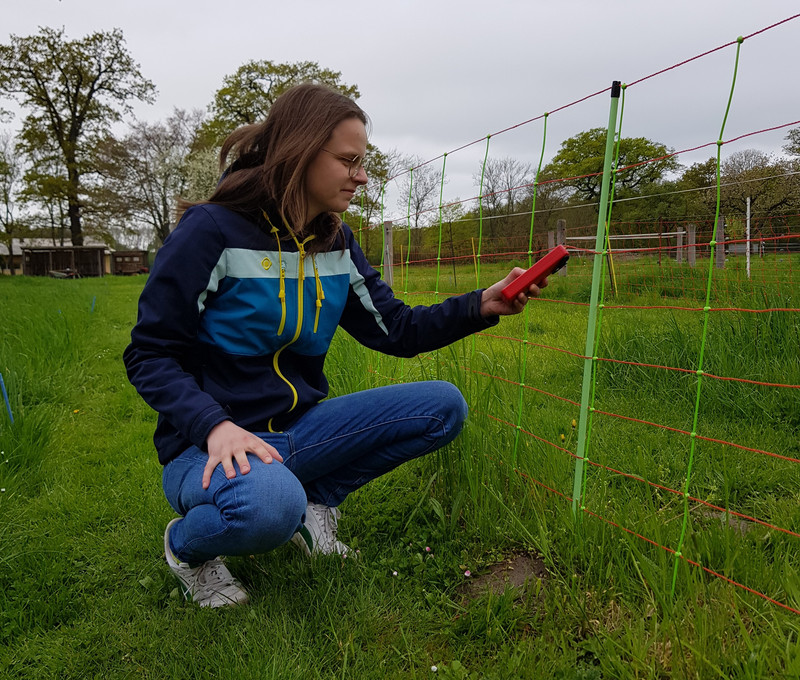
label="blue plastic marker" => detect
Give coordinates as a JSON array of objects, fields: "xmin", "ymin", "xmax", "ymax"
[
  {"xmin": 91, "ymin": 295, "xmax": 96, "ymax": 313},
  {"xmin": 0, "ymin": 372, "xmax": 13, "ymax": 424}
]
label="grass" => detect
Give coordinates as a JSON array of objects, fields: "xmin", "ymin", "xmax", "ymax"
[{"xmin": 1, "ymin": 256, "xmax": 799, "ymax": 679}]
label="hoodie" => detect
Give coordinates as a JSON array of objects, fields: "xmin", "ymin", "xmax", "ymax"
[{"xmin": 124, "ymin": 204, "xmax": 496, "ymax": 465}]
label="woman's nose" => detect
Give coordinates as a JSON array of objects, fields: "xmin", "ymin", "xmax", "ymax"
[{"xmin": 353, "ymin": 165, "xmax": 368, "ymax": 185}]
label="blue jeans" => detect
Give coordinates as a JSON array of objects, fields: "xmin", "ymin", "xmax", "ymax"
[{"xmin": 162, "ymin": 381, "xmax": 468, "ymax": 564}]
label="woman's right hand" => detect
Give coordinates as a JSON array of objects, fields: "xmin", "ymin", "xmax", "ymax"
[{"xmin": 203, "ymin": 420, "xmax": 284, "ymax": 490}]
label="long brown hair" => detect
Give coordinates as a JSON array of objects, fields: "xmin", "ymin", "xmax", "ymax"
[{"xmin": 183, "ymin": 83, "xmax": 368, "ymax": 252}]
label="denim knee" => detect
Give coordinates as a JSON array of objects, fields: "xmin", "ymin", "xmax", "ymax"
[
  {"xmin": 428, "ymin": 380, "xmax": 469, "ymax": 442},
  {"xmin": 219, "ymin": 461, "xmax": 307, "ymax": 554}
]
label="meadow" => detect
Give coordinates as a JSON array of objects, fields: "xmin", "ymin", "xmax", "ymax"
[{"xmin": 1, "ymin": 253, "xmax": 799, "ymax": 679}]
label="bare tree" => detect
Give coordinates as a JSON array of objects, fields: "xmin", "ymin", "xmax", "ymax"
[
  {"xmin": 474, "ymin": 157, "xmax": 534, "ymax": 237},
  {"xmin": 344, "ymin": 145, "xmax": 412, "ymax": 261},
  {"xmin": 96, "ymin": 109, "xmax": 205, "ymax": 248},
  {"xmin": 397, "ymin": 157, "xmax": 441, "ymax": 230},
  {"xmin": 0, "ymin": 131, "xmax": 24, "ymax": 272}
]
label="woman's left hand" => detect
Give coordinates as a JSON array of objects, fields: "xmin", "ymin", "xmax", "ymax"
[{"xmin": 480, "ymin": 267, "xmax": 547, "ymax": 317}]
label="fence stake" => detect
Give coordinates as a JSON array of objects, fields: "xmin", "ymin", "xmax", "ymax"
[
  {"xmin": 382, "ymin": 220, "xmax": 394, "ymax": 288},
  {"xmin": 571, "ymin": 81, "xmax": 621, "ymax": 518},
  {"xmin": 556, "ymin": 219, "xmax": 567, "ymax": 277},
  {"xmin": 715, "ymin": 217, "xmax": 726, "ymax": 269},
  {"xmin": 746, "ymin": 196, "xmax": 751, "ymax": 279},
  {"xmin": 0, "ymin": 372, "xmax": 13, "ymax": 424}
]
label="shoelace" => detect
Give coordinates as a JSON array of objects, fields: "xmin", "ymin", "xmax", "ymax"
[
  {"xmin": 309, "ymin": 505, "xmax": 339, "ymax": 552},
  {"xmin": 195, "ymin": 559, "xmax": 235, "ymax": 590}
]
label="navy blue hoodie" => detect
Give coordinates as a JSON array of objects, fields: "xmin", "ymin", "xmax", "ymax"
[{"xmin": 124, "ymin": 204, "xmax": 496, "ymax": 465}]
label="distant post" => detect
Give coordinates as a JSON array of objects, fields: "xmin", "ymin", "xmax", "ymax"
[
  {"xmin": 556, "ymin": 219, "xmax": 567, "ymax": 277},
  {"xmin": 746, "ymin": 196, "xmax": 751, "ymax": 279},
  {"xmin": 715, "ymin": 217, "xmax": 726, "ymax": 269},
  {"xmin": 382, "ymin": 220, "xmax": 394, "ymax": 287},
  {"xmin": 675, "ymin": 227, "xmax": 684, "ymax": 264}
]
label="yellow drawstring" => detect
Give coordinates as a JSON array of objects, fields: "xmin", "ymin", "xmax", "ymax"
[
  {"xmin": 311, "ymin": 254, "xmax": 325, "ymax": 333},
  {"xmin": 259, "ymin": 212, "xmax": 326, "ymax": 432},
  {"xmin": 260, "ymin": 212, "xmax": 321, "ymax": 337},
  {"xmin": 272, "ymin": 223, "xmax": 287, "ymax": 336},
  {"xmin": 267, "ymin": 229, "xmax": 317, "ymax": 432}
]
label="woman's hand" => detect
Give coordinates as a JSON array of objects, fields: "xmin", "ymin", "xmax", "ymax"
[
  {"xmin": 480, "ymin": 267, "xmax": 548, "ymax": 318},
  {"xmin": 202, "ymin": 420, "xmax": 284, "ymax": 490}
]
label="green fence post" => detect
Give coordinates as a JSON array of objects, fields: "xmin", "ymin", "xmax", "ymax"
[{"xmin": 571, "ymin": 81, "xmax": 621, "ymax": 517}]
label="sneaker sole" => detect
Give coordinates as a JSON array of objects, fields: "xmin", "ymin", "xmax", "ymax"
[
  {"xmin": 165, "ymin": 518, "xmax": 249, "ymax": 607},
  {"xmin": 164, "ymin": 518, "xmax": 194, "ymax": 601},
  {"xmin": 290, "ymin": 526, "xmax": 314, "ymax": 556}
]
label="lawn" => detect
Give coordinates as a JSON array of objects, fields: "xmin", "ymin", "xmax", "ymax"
[{"xmin": 1, "ymin": 257, "xmax": 799, "ymax": 679}]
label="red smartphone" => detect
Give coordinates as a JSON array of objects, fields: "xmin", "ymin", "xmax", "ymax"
[{"xmin": 501, "ymin": 245, "xmax": 569, "ymax": 302}]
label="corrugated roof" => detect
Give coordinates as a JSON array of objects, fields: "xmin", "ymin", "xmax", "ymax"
[{"xmin": 0, "ymin": 237, "xmax": 112, "ymax": 256}]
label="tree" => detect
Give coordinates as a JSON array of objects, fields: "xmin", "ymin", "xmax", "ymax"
[
  {"xmin": 650, "ymin": 157, "xmax": 718, "ymax": 222},
  {"xmin": 431, "ymin": 200, "xmax": 466, "ymax": 276},
  {"xmin": 541, "ymin": 128, "xmax": 680, "ymax": 204},
  {"xmin": 96, "ymin": 109, "xmax": 205, "ymax": 247},
  {"xmin": 181, "ymin": 146, "xmax": 221, "ymax": 204},
  {"xmin": 0, "ymin": 28, "xmax": 156, "ymax": 245},
  {"xmin": 397, "ymin": 157, "xmax": 441, "ymax": 231},
  {"xmin": 474, "ymin": 157, "xmax": 534, "ymax": 238},
  {"xmin": 784, "ymin": 127, "xmax": 800, "ymax": 157},
  {"xmin": 200, "ymin": 60, "xmax": 359, "ymax": 145},
  {"xmin": 343, "ymin": 144, "xmax": 399, "ymax": 263},
  {"xmin": 17, "ymin": 126, "xmax": 72, "ymax": 244},
  {"xmin": 720, "ymin": 149, "xmax": 798, "ymax": 219},
  {"xmin": 0, "ymin": 131, "xmax": 25, "ymax": 273}
]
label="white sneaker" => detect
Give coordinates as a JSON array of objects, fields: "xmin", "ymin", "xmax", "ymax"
[
  {"xmin": 290, "ymin": 502, "xmax": 350, "ymax": 556},
  {"xmin": 164, "ymin": 518, "xmax": 249, "ymax": 608}
]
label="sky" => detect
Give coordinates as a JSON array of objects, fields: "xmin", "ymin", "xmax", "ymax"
[{"xmin": 3, "ymin": 0, "xmax": 799, "ymax": 219}]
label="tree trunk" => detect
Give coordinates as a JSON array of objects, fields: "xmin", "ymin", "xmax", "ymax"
[
  {"xmin": 68, "ymin": 200, "xmax": 83, "ymax": 246},
  {"xmin": 66, "ymin": 151, "xmax": 83, "ymax": 246}
]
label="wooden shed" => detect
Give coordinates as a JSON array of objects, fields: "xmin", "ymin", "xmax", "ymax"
[
  {"xmin": 22, "ymin": 244, "xmax": 107, "ymax": 278},
  {"xmin": 112, "ymin": 250, "xmax": 149, "ymax": 275}
]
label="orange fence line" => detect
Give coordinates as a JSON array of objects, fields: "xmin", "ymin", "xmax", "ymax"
[{"xmin": 366, "ymin": 359, "xmax": 800, "ymax": 614}]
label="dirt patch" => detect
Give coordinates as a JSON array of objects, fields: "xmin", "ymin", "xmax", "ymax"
[{"xmin": 457, "ymin": 552, "xmax": 548, "ymax": 603}]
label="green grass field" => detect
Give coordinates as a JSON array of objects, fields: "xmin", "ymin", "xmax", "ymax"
[{"xmin": 1, "ymin": 256, "xmax": 799, "ymax": 679}]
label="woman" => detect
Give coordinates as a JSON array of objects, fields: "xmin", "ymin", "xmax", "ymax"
[{"xmin": 123, "ymin": 83, "xmax": 544, "ymax": 608}]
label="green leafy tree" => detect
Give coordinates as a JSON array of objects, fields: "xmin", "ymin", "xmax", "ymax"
[
  {"xmin": 720, "ymin": 149, "xmax": 797, "ymax": 217},
  {"xmin": 541, "ymin": 128, "xmax": 680, "ymax": 204},
  {"xmin": 0, "ymin": 27, "xmax": 156, "ymax": 245},
  {"xmin": 675, "ymin": 158, "xmax": 717, "ymax": 215},
  {"xmin": 784, "ymin": 127, "xmax": 800, "ymax": 157},
  {"xmin": 17, "ymin": 125, "xmax": 72, "ymax": 243},
  {"xmin": 200, "ymin": 60, "xmax": 359, "ymax": 145}
]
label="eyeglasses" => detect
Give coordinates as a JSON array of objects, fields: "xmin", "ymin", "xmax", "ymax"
[{"xmin": 321, "ymin": 148, "xmax": 366, "ymax": 178}]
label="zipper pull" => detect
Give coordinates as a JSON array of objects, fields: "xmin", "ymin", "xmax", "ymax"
[{"xmin": 297, "ymin": 246, "xmax": 305, "ymax": 281}]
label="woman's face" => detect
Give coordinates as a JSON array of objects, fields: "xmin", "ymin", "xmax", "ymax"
[{"xmin": 305, "ymin": 117, "xmax": 368, "ymax": 223}]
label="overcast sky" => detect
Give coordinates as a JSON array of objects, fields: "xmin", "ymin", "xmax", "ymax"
[{"xmin": 3, "ymin": 0, "xmax": 799, "ymax": 218}]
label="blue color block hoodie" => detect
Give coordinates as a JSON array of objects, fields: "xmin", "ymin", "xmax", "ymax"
[{"xmin": 124, "ymin": 205, "xmax": 497, "ymax": 465}]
